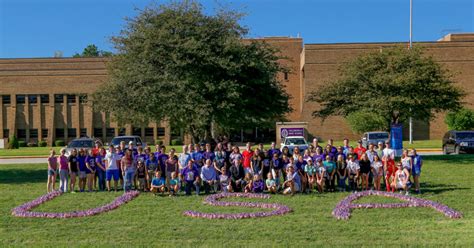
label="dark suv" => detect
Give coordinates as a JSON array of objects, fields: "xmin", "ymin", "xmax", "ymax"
[{"xmin": 442, "ymin": 130, "xmax": 474, "ymax": 154}]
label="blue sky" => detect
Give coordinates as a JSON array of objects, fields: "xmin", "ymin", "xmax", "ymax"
[{"xmin": 0, "ymin": 0, "xmax": 472, "ymax": 58}]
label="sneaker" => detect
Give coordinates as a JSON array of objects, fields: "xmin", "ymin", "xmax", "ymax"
[{"xmin": 405, "ymin": 191, "xmax": 409, "ymax": 196}]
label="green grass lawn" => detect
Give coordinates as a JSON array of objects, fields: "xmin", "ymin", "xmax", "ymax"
[
  {"xmin": 1, "ymin": 155, "xmax": 473, "ymax": 246},
  {"xmin": 0, "ymin": 140, "xmax": 441, "ymax": 157}
]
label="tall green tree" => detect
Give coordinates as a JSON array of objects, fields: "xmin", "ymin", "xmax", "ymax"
[
  {"xmin": 307, "ymin": 46, "xmax": 465, "ymax": 129},
  {"xmin": 445, "ymin": 108, "xmax": 474, "ymax": 131},
  {"xmin": 73, "ymin": 44, "xmax": 112, "ymax": 57},
  {"xmin": 92, "ymin": 1, "xmax": 291, "ymax": 142}
]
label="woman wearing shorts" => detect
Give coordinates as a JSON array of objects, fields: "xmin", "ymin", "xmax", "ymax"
[
  {"xmin": 85, "ymin": 149, "xmax": 96, "ymax": 192},
  {"xmin": 371, "ymin": 155, "xmax": 383, "ymax": 191},
  {"xmin": 121, "ymin": 150, "xmax": 135, "ymax": 192},
  {"xmin": 359, "ymin": 153, "xmax": 371, "ymax": 191},
  {"xmin": 77, "ymin": 149, "xmax": 87, "ymax": 192},
  {"xmin": 58, "ymin": 148, "xmax": 69, "ymax": 193},
  {"xmin": 47, "ymin": 149, "xmax": 57, "ymax": 192},
  {"xmin": 393, "ymin": 163, "xmax": 410, "ymax": 195}
]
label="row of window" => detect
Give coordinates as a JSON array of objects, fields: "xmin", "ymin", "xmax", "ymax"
[
  {"xmin": 2, "ymin": 127, "xmax": 166, "ymax": 139},
  {"xmin": 1, "ymin": 94, "xmax": 87, "ymax": 105}
]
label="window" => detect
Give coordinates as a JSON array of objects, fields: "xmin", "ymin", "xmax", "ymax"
[
  {"xmin": 16, "ymin": 95, "xmax": 26, "ymax": 104},
  {"xmin": 132, "ymin": 127, "xmax": 141, "ymax": 136},
  {"xmin": 2, "ymin": 95, "xmax": 11, "ymax": 105},
  {"xmin": 94, "ymin": 128, "xmax": 103, "ymax": 137},
  {"xmin": 28, "ymin": 95, "xmax": 37, "ymax": 104},
  {"xmin": 67, "ymin": 94, "xmax": 76, "ymax": 103},
  {"xmin": 54, "ymin": 94, "xmax": 64, "ymax": 103},
  {"xmin": 30, "ymin": 129, "xmax": 38, "ymax": 139},
  {"xmin": 284, "ymin": 72, "xmax": 289, "ymax": 81},
  {"xmin": 80, "ymin": 128, "xmax": 87, "ymax": 137},
  {"xmin": 157, "ymin": 127, "xmax": 165, "ymax": 137},
  {"xmin": 55, "ymin": 128, "xmax": 65, "ymax": 139},
  {"xmin": 118, "ymin": 128, "xmax": 126, "ymax": 136},
  {"xmin": 42, "ymin": 129, "xmax": 49, "ymax": 138},
  {"xmin": 3, "ymin": 129, "xmax": 9, "ymax": 138},
  {"xmin": 40, "ymin": 94, "xmax": 49, "ymax": 104},
  {"xmin": 68, "ymin": 128, "xmax": 77, "ymax": 138},
  {"xmin": 145, "ymin": 127, "xmax": 154, "ymax": 137},
  {"xmin": 106, "ymin": 128, "xmax": 115, "ymax": 137},
  {"xmin": 17, "ymin": 129, "xmax": 26, "ymax": 139},
  {"xmin": 79, "ymin": 94, "xmax": 88, "ymax": 103}
]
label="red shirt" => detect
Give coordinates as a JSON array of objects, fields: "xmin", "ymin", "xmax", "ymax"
[
  {"xmin": 241, "ymin": 150, "xmax": 254, "ymax": 168},
  {"xmin": 354, "ymin": 147, "xmax": 367, "ymax": 160}
]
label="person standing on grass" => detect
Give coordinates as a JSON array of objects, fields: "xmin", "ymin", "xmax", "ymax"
[
  {"xmin": 214, "ymin": 143, "xmax": 226, "ymax": 174},
  {"xmin": 203, "ymin": 143, "xmax": 215, "ymax": 162},
  {"xmin": 358, "ymin": 153, "xmax": 371, "ymax": 191},
  {"xmin": 295, "ymin": 155, "xmax": 308, "ymax": 193},
  {"xmin": 401, "ymin": 149, "xmax": 413, "ymax": 174},
  {"xmin": 58, "ymin": 148, "xmax": 69, "ymax": 193},
  {"xmin": 145, "ymin": 151, "xmax": 159, "ymax": 190},
  {"xmin": 411, "ymin": 149, "xmax": 423, "ymax": 194},
  {"xmin": 371, "ymin": 155, "xmax": 383, "ymax": 191},
  {"xmin": 229, "ymin": 146, "xmax": 241, "ymax": 166},
  {"xmin": 181, "ymin": 160, "xmax": 200, "ymax": 196},
  {"xmin": 242, "ymin": 142, "xmax": 254, "ymax": 175},
  {"xmin": 95, "ymin": 147, "xmax": 107, "ymax": 191},
  {"xmin": 47, "ymin": 149, "xmax": 58, "ymax": 193},
  {"xmin": 191, "ymin": 145, "xmax": 204, "ymax": 173},
  {"xmin": 312, "ymin": 147, "xmax": 325, "ymax": 165},
  {"xmin": 229, "ymin": 158, "xmax": 245, "ymax": 192},
  {"xmin": 323, "ymin": 155, "xmax": 336, "ymax": 192},
  {"xmin": 165, "ymin": 148, "xmax": 178, "ymax": 189},
  {"xmin": 77, "ymin": 149, "xmax": 87, "ymax": 192},
  {"xmin": 121, "ymin": 149, "xmax": 135, "ymax": 192},
  {"xmin": 312, "ymin": 138, "xmax": 323, "ymax": 153},
  {"xmin": 315, "ymin": 159, "xmax": 325, "ymax": 193},
  {"xmin": 376, "ymin": 141, "xmax": 384, "ymax": 160},
  {"xmin": 251, "ymin": 149, "xmax": 263, "ymax": 176},
  {"xmin": 85, "ymin": 149, "xmax": 96, "ymax": 192},
  {"xmin": 201, "ymin": 159, "xmax": 217, "ymax": 194},
  {"xmin": 105, "ymin": 145, "xmax": 121, "ymax": 191},
  {"xmin": 342, "ymin": 138, "xmax": 350, "ymax": 156},
  {"xmin": 270, "ymin": 152, "xmax": 283, "ymax": 186},
  {"xmin": 346, "ymin": 155, "xmax": 359, "ymax": 193},
  {"xmin": 68, "ymin": 149, "xmax": 79, "ymax": 192},
  {"xmin": 268, "ymin": 142, "xmax": 281, "ymax": 158},
  {"xmin": 336, "ymin": 154, "xmax": 347, "ymax": 192},
  {"xmin": 354, "ymin": 140, "xmax": 367, "ymax": 161}
]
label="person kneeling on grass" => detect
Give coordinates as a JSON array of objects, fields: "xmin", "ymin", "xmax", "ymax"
[
  {"xmin": 201, "ymin": 159, "xmax": 217, "ymax": 194},
  {"xmin": 219, "ymin": 167, "xmax": 232, "ymax": 193},
  {"xmin": 283, "ymin": 166, "xmax": 301, "ymax": 195},
  {"xmin": 392, "ymin": 162, "xmax": 411, "ymax": 195},
  {"xmin": 169, "ymin": 172, "xmax": 180, "ymax": 196},
  {"xmin": 181, "ymin": 160, "xmax": 200, "ymax": 196},
  {"xmin": 151, "ymin": 171, "xmax": 166, "ymax": 195},
  {"xmin": 265, "ymin": 172, "xmax": 277, "ymax": 194},
  {"xmin": 243, "ymin": 173, "xmax": 253, "ymax": 193},
  {"xmin": 252, "ymin": 174, "xmax": 264, "ymax": 193}
]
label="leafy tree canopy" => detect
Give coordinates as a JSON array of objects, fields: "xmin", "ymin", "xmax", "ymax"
[
  {"xmin": 92, "ymin": 1, "xmax": 291, "ymax": 141},
  {"xmin": 307, "ymin": 46, "xmax": 465, "ymax": 129},
  {"xmin": 73, "ymin": 44, "xmax": 112, "ymax": 57},
  {"xmin": 445, "ymin": 108, "xmax": 474, "ymax": 131},
  {"xmin": 345, "ymin": 111, "xmax": 388, "ymax": 134}
]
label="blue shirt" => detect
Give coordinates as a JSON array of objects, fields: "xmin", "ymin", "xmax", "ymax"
[
  {"xmin": 201, "ymin": 166, "xmax": 217, "ymax": 181},
  {"xmin": 192, "ymin": 151, "xmax": 204, "ymax": 167},
  {"xmin": 412, "ymin": 155, "xmax": 422, "ymax": 173},
  {"xmin": 151, "ymin": 177, "xmax": 165, "ymax": 187},
  {"xmin": 146, "ymin": 158, "xmax": 159, "ymax": 171},
  {"xmin": 295, "ymin": 160, "xmax": 307, "ymax": 171},
  {"xmin": 268, "ymin": 148, "xmax": 281, "ymax": 158},
  {"xmin": 77, "ymin": 155, "xmax": 87, "ymax": 171},
  {"xmin": 203, "ymin": 151, "xmax": 215, "ymax": 161},
  {"xmin": 178, "ymin": 153, "xmax": 192, "ymax": 169},
  {"xmin": 95, "ymin": 155, "xmax": 105, "ymax": 171}
]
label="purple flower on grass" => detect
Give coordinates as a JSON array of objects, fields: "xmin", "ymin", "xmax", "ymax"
[
  {"xmin": 332, "ymin": 190, "xmax": 463, "ymax": 220},
  {"xmin": 183, "ymin": 192, "xmax": 292, "ymax": 219},
  {"xmin": 11, "ymin": 190, "xmax": 140, "ymax": 218}
]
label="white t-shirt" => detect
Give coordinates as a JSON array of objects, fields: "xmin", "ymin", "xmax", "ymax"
[
  {"xmin": 105, "ymin": 152, "xmax": 120, "ymax": 170},
  {"xmin": 383, "ymin": 148, "xmax": 395, "ymax": 160},
  {"xmin": 347, "ymin": 160, "xmax": 360, "ymax": 174}
]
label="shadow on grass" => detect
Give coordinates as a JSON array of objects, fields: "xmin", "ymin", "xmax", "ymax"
[
  {"xmin": 0, "ymin": 168, "xmax": 45, "ymax": 184},
  {"xmin": 419, "ymin": 182, "xmax": 470, "ymax": 195}
]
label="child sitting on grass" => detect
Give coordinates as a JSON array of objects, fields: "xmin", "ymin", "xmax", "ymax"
[
  {"xmin": 243, "ymin": 173, "xmax": 253, "ymax": 193},
  {"xmin": 151, "ymin": 171, "xmax": 166, "ymax": 195},
  {"xmin": 169, "ymin": 172, "xmax": 179, "ymax": 196},
  {"xmin": 252, "ymin": 174, "xmax": 264, "ymax": 193},
  {"xmin": 265, "ymin": 172, "xmax": 277, "ymax": 194},
  {"xmin": 219, "ymin": 167, "xmax": 232, "ymax": 193}
]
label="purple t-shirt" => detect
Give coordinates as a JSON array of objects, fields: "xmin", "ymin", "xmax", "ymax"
[
  {"xmin": 203, "ymin": 151, "xmax": 215, "ymax": 161},
  {"xmin": 95, "ymin": 155, "xmax": 105, "ymax": 171},
  {"xmin": 85, "ymin": 155, "xmax": 96, "ymax": 172},
  {"xmin": 181, "ymin": 166, "xmax": 199, "ymax": 182},
  {"xmin": 252, "ymin": 179, "xmax": 264, "ymax": 193}
]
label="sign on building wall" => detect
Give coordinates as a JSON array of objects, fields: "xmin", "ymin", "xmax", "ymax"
[{"xmin": 280, "ymin": 128, "xmax": 304, "ymax": 138}]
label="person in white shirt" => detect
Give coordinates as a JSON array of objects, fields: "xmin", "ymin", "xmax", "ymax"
[{"xmin": 105, "ymin": 145, "xmax": 121, "ymax": 191}]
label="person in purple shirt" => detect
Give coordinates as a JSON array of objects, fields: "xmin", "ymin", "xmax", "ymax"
[
  {"xmin": 157, "ymin": 146, "xmax": 169, "ymax": 177},
  {"xmin": 203, "ymin": 143, "xmax": 215, "ymax": 162},
  {"xmin": 85, "ymin": 149, "xmax": 96, "ymax": 192},
  {"xmin": 252, "ymin": 174, "xmax": 264, "ymax": 193},
  {"xmin": 191, "ymin": 145, "xmax": 205, "ymax": 172},
  {"xmin": 77, "ymin": 149, "xmax": 88, "ymax": 192},
  {"xmin": 153, "ymin": 144, "xmax": 161, "ymax": 160},
  {"xmin": 181, "ymin": 160, "xmax": 200, "ymax": 195},
  {"xmin": 268, "ymin": 142, "xmax": 281, "ymax": 158},
  {"xmin": 312, "ymin": 147, "xmax": 325, "ymax": 164},
  {"xmin": 95, "ymin": 147, "xmax": 107, "ymax": 191},
  {"xmin": 336, "ymin": 146, "xmax": 347, "ymax": 161}
]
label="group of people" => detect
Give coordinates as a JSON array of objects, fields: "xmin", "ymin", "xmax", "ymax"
[{"xmin": 46, "ymin": 138, "xmax": 423, "ymax": 196}]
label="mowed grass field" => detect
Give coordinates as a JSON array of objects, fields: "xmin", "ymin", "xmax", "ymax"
[
  {"xmin": 0, "ymin": 155, "xmax": 473, "ymax": 246},
  {"xmin": 0, "ymin": 140, "xmax": 441, "ymax": 157}
]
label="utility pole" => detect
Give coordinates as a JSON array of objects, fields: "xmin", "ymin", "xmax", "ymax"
[{"xmin": 409, "ymin": 0, "xmax": 414, "ymax": 144}]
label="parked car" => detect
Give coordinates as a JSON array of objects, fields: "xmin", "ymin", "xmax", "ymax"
[
  {"xmin": 110, "ymin": 135, "xmax": 144, "ymax": 148},
  {"xmin": 362, "ymin": 131, "xmax": 389, "ymax": 148},
  {"xmin": 442, "ymin": 130, "xmax": 474, "ymax": 155},
  {"xmin": 280, "ymin": 136, "xmax": 309, "ymax": 153},
  {"xmin": 65, "ymin": 137, "xmax": 102, "ymax": 156}
]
